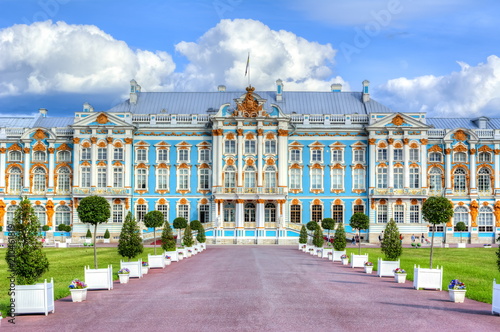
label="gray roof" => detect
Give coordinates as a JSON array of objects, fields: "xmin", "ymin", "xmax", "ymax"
[
  {"xmin": 107, "ymin": 91, "xmax": 394, "ymax": 115},
  {"xmin": 34, "ymin": 117, "xmax": 74, "ymax": 128},
  {"xmin": 427, "ymin": 118, "xmax": 500, "ymax": 130},
  {"xmin": 0, "ymin": 115, "xmax": 73, "ymax": 129},
  {"xmin": 0, "ymin": 116, "xmax": 38, "ymax": 128}
]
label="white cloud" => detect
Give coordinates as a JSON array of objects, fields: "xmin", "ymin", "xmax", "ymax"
[
  {"xmin": 0, "ymin": 20, "xmax": 175, "ymax": 97},
  {"xmin": 377, "ymin": 55, "xmax": 500, "ymax": 117}
]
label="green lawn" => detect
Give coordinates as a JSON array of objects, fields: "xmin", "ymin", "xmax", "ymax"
[{"xmin": 1, "ymin": 246, "xmax": 499, "ymax": 317}]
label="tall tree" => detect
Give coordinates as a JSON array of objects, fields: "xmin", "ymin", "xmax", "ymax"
[
  {"xmin": 299, "ymin": 225, "xmax": 308, "ymax": 244},
  {"xmin": 6, "ymin": 197, "xmax": 49, "ymax": 285},
  {"xmin": 422, "ymin": 196, "xmax": 454, "ymax": 268},
  {"xmin": 173, "ymin": 217, "xmax": 188, "ymax": 245},
  {"xmin": 77, "ymin": 195, "xmax": 111, "ymax": 268},
  {"xmin": 381, "ymin": 218, "xmax": 402, "ymax": 260},
  {"xmin": 333, "ymin": 222, "xmax": 347, "ymax": 251},
  {"xmin": 183, "ymin": 225, "xmax": 194, "ymax": 247},
  {"xmin": 161, "ymin": 222, "xmax": 177, "ymax": 252},
  {"xmin": 350, "ymin": 212, "xmax": 370, "ymax": 255},
  {"xmin": 144, "ymin": 210, "xmax": 164, "ymax": 255},
  {"xmin": 117, "ymin": 211, "xmax": 144, "ymax": 261},
  {"xmin": 321, "ymin": 218, "xmax": 335, "ymax": 239}
]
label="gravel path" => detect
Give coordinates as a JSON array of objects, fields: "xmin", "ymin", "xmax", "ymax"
[{"xmin": 3, "ymin": 246, "xmax": 498, "ymax": 331}]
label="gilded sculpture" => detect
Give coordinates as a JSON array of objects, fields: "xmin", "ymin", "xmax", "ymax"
[{"xmin": 233, "ymin": 86, "xmax": 264, "ymax": 118}]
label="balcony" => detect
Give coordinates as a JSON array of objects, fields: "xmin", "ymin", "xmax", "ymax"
[
  {"xmin": 73, "ymin": 187, "xmax": 130, "ymax": 195},
  {"xmin": 213, "ymin": 187, "xmax": 285, "ymax": 195}
]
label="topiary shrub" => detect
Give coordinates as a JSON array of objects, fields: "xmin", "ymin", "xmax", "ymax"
[
  {"xmin": 306, "ymin": 221, "xmax": 319, "ymax": 231},
  {"xmin": 321, "ymin": 218, "xmax": 335, "ymax": 239},
  {"xmin": 350, "ymin": 213, "xmax": 370, "ymax": 255},
  {"xmin": 299, "ymin": 225, "xmax": 308, "ymax": 244},
  {"xmin": 144, "ymin": 210, "xmax": 165, "ymax": 255},
  {"xmin": 57, "ymin": 224, "xmax": 67, "ymax": 232},
  {"xmin": 104, "ymin": 229, "xmax": 110, "ymax": 239},
  {"xmin": 161, "ymin": 222, "xmax": 176, "ymax": 251},
  {"xmin": 173, "ymin": 217, "xmax": 188, "ymax": 245},
  {"xmin": 118, "ymin": 211, "xmax": 143, "ymax": 261},
  {"xmin": 422, "ymin": 196, "xmax": 453, "ymax": 268},
  {"xmin": 333, "ymin": 222, "xmax": 346, "ymax": 251},
  {"xmin": 183, "ymin": 225, "xmax": 194, "ymax": 248},
  {"xmin": 312, "ymin": 225, "xmax": 324, "ymax": 248},
  {"xmin": 381, "ymin": 218, "xmax": 402, "ymax": 260},
  {"xmin": 455, "ymin": 221, "xmax": 466, "ymax": 243},
  {"xmin": 86, "ymin": 229, "xmax": 92, "ymax": 238},
  {"xmin": 196, "ymin": 225, "xmax": 206, "ymax": 244},
  {"xmin": 42, "ymin": 225, "xmax": 49, "ymax": 232}
]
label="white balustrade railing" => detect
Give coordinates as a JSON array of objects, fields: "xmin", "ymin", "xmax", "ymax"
[
  {"xmin": 214, "ymin": 187, "xmax": 285, "ymax": 195},
  {"xmin": 351, "ymin": 114, "xmax": 369, "ymax": 123},
  {"xmin": 475, "ymin": 129, "xmax": 494, "ymax": 138},
  {"xmin": 428, "ymin": 129, "xmax": 446, "ymax": 138},
  {"xmin": 330, "ymin": 115, "xmax": 345, "ymax": 123}
]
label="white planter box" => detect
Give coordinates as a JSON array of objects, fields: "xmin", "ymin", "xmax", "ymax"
[
  {"xmin": 148, "ymin": 254, "xmax": 166, "ymax": 269},
  {"xmin": 457, "ymin": 243, "xmax": 466, "ymax": 248},
  {"xmin": 299, "ymin": 244, "xmax": 307, "ymax": 252},
  {"xmin": 178, "ymin": 248, "xmax": 187, "ymax": 260},
  {"xmin": 14, "ymin": 278, "xmax": 55, "ymax": 315},
  {"xmin": 377, "ymin": 258, "xmax": 400, "ymax": 278},
  {"xmin": 186, "ymin": 247, "xmax": 195, "ymax": 257},
  {"xmin": 331, "ymin": 250, "xmax": 346, "ymax": 262},
  {"xmin": 103, "ymin": 239, "xmax": 110, "ymax": 244},
  {"xmin": 493, "ymin": 279, "xmax": 500, "ymax": 315},
  {"xmin": 85, "ymin": 238, "xmax": 92, "ymax": 244},
  {"xmin": 322, "ymin": 248, "xmax": 333, "ymax": 258},
  {"xmin": 165, "ymin": 251, "xmax": 178, "ymax": 262},
  {"xmin": 85, "ymin": 265, "xmax": 113, "ymax": 290},
  {"xmin": 413, "ymin": 265, "xmax": 443, "ymax": 290},
  {"xmin": 350, "ymin": 253, "xmax": 368, "ymax": 268},
  {"xmin": 120, "ymin": 260, "xmax": 143, "ymax": 277},
  {"xmin": 200, "ymin": 243, "xmax": 206, "ymax": 250}
]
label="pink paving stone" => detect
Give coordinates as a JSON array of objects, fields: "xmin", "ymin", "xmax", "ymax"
[{"xmin": 3, "ymin": 245, "xmax": 499, "ymax": 331}]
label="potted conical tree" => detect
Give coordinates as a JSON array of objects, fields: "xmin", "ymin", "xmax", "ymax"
[
  {"xmin": 162, "ymin": 221, "xmax": 178, "ymax": 263},
  {"xmin": 455, "ymin": 221, "xmax": 467, "ymax": 248},
  {"xmin": 103, "ymin": 229, "xmax": 111, "ymax": 244},
  {"xmin": 298, "ymin": 225, "xmax": 308, "ymax": 251},
  {"xmin": 332, "ymin": 222, "xmax": 347, "ymax": 261},
  {"xmin": 118, "ymin": 211, "xmax": 144, "ymax": 277},
  {"xmin": 379, "ymin": 218, "xmax": 402, "ymax": 277}
]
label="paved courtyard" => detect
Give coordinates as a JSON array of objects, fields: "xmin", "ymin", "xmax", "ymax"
[{"xmin": 4, "ymin": 245, "xmax": 499, "ymax": 331}]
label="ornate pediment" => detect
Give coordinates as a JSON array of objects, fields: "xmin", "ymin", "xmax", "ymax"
[{"xmin": 233, "ymin": 86, "xmax": 266, "ymax": 118}]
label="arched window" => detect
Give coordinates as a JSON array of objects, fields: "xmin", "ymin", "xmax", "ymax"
[
  {"xmin": 34, "ymin": 205, "xmax": 46, "ymax": 225},
  {"xmin": 394, "ymin": 167, "xmax": 403, "ymax": 189},
  {"xmin": 6, "ymin": 205, "xmax": 18, "ymax": 225},
  {"xmin": 244, "ymin": 166, "xmax": 256, "ymax": 188},
  {"xmin": 478, "ymin": 206, "xmax": 494, "ymax": 232},
  {"xmin": 8, "ymin": 150, "xmax": 22, "ymax": 162},
  {"xmin": 454, "ymin": 152, "xmax": 467, "ymax": 163},
  {"xmin": 57, "ymin": 167, "xmax": 71, "ymax": 192},
  {"xmin": 311, "ymin": 168, "xmax": 323, "ymax": 190},
  {"xmin": 33, "ymin": 167, "xmax": 46, "ymax": 192},
  {"xmin": 224, "ymin": 166, "xmax": 236, "ymax": 188},
  {"xmin": 289, "ymin": 168, "xmax": 301, "ymax": 190},
  {"xmin": 353, "ymin": 168, "xmax": 365, "ymax": 190},
  {"xmin": 8, "ymin": 167, "xmax": 22, "ymax": 194},
  {"xmin": 311, "ymin": 204, "xmax": 322, "ymax": 222},
  {"xmin": 453, "ymin": 206, "xmax": 468, "ymax": 231},
  {"xmin": 244, "ymin": 139, "xmax": 256, "ymax": 154},
  {"xmin": 478, "ymin": 168, "xmax": 491, "ymax": 192},
  {"xmin": 377, "ymin": 204, "xmax": 388, "ymax": 223},
  {"xmin": 429, "ymin": 152, "xmax": 442, "ymax": 162},
  {"xmin": 265, "ymin": 203, "xmax": 276, "ymax": 222},
  {"xmin": 290, "ymin": 204, "xmax": 301, "ymax": 223},
  {"xmin": 225, "ymin": 137, "xmax": 236, "ymax": 154},
  {"xmin": 177, "ymin": 204, "xmax": 189, "ymax": 220},
  {"xmin": 136, "ymin": 168, "xmax": 147, "ymax": 189},
  {"xmin": 224, "ymin": 203, "xmax": 235, "ymax": 222},
  {"xmin": 33, "ymin": 150, "xmax": 46, "ymax": 162},
  {"xmin": 453, "ymin": 168, "xmax": 467, "ymax": 193},
  {"xmin": 57, "ymin": 150, "xmax": 71, "ymax": 162},
  {"xmin": 55, "ymin": 205, "xmax": 71, "ymax": 226},
  {"xmin": 409, "ymin": 167, "xmax": 420, "ymax": 189},
  {"xmin": 244, "ymin": 203, "xmax": 256, "ymax": 222},
  {"xmin": 265, "ymin": 140, "xmax": 276, "ymax": 154},
  {"xmin": 478, "ymin": 152, "xmax": 491, "ymax": 162},
  {"xmin": 97, "ymin": 167, "xmax": 107, "ymax": 188},
  {"xmin": 394, "ymin": 205, "xmax": 404, "ymax": 223},
  {"xmin": 331, "ymin": 168, "xmax": 343, "ymax": 190},
  {"xmin": 136, "ymin": 204, "xmax": 147, "ymax": 222},
  {"xmin": 429, "ymin": 167, "xmax": 443, "ymax": 192},
  {"xmin": 377, "ymin": 167, "xmax": 388, "ymax": 189},
  {"xmin": 264, "ymin": 166, "xmax": 276, "ymax": 189},
  {"xmin": 332, "ymin": 204, "xmax": 343, "ymax": 223},
  {"xmin": 177, "ymin": 168, "xmax": 189, "ymax": 190}
]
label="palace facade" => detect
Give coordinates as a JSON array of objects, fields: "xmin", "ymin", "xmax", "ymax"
[{"xmin": 1, "ymin": 79, "xmax": 499, "ymax": 244}]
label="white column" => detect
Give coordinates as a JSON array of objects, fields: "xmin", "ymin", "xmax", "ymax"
[
  {"xmin": 107, "ymin": 138, "xmax": 113, "ymax": 187},
  {"xmin": 495, "ymin": 144, "xmax": 500, "ymax": 191},
  {"xmin": 23, "ymin": 143, "xmax": 30, "ymax": 189},
  {"xmin": 470, "ymin": 143, "xmax": 477, "ymax": 192},
  {"xmin": 403, "ymin": 139, "xmax": 409, "ymax": 188},
  {"xmin": 256, "ymin": 200, "xmax": 265, "ymax": 228},
  {"xmin": 236, "ymin": 200, "xmax": 244, "ymax": 228},
  {"xmin": 237, "ymin": 130, "xmax": 243, "ymax": 187},
  {"xmin": 421, "ymin": 140, "xmax": 428, "ymax": 189},
  {"xmin": 90, "ymin": 137, "xmax": 97, "ymax": 187},
  {"xmin": 0, "ymin": 146, "xmax": 6, "ymax": 188},
  {"xmin": 73, "ymin": 139, "xmax": 80, "ymax": 187},
  {"xmin": 257, "ymin": 130, "xmax": 263, "ymax": 187},
  {"xmin": 278, "ymin": 130, "xmax": 288, "ymax": 187},
  {"xmin": 369, "ymin": 139, "xmax": 376, "ymax": 189},
  {"xmin": 124, "ymin": 139, "xmax": 132, "ymax": 188},
  {"xmin": 212, "ymin": 133, "xmax": 218, "ymax": 187},
  {"xmin": 388, "ymin": 139, "xmax": 394, "ymax": 188},
  {"xmin": 445, "ymin": 143, "xmax": 452, "ymax": 189},
  {"xmin": 48, "ymin": 143, "xmax": 55, "ymax": 189}
]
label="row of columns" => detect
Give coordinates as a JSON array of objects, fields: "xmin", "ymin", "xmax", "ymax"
[{"xmin": 213, "ymin": 199, "xmax": 286, "ymax": 229}]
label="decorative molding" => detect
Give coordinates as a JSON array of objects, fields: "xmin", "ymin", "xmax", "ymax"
[
  {"xmin": 391, "ymin": 114, "xmax": 406, "ymax": 126},
  {"xmin": 420, "ymin": 139, "xmax": 428, "ymax": 145},
  {"xmin": 96, "ymin": 113, "xmax": 108, "ymax": 124},
  {"xmin": 33, "ymin": 129, "xmax": 47, "ymax": 140},
  {"xmin": 453, "ymin": 130, "xmax": 467, "ymax": 141}
]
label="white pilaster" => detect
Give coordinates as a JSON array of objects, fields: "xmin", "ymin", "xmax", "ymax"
[
  {"xmin": 495, "ymin": 144, "xmax": 500, "ymax": 191},
  {"xmin": 278, "ymin": 130, "xmax": 288, "ymax": 187},
  {"xmin": 369, "ymin": 140, "xmax": 376, "ymax": 188},
  {"xmin": 237, "ymin": 131, "xmax": 243, "ymax": 187},
  {"xmin": 107, "ymin": 139, "xmax": 113, "ymax": 187},
  {"xmin": 388, "ymin": 139, "xmax": 394, "ymax": 188},
  {"xmin": 23, "ymin": 143, "xmax": 30, "ymax": 189},
  {"xmin": 421, "ymin": 141, "xmax": 428, "ymax": 188},
  {"xmin": 73, "ymin": 139, "xmax": 80, "ymax": 187},
  {"xmin": 0, "ymin": 145, "xmax": 6, "ymax": 188},
  {"xmin": 124, "ymin": 139, "xmax": 132, "ymax": 188},
  {"xmin": 91, "ymin": 137, "xmax": 97, "ymax": 187},
  {"xmin": 256, "ymin": 200, "xmax": 265, "ymax": 228},
  {"xmin": 257, "ymin": 130, "xmax": 263, "ymax": 187},
  {"xmin": 470, "ymin": 143, "xmax": 477, "ymax": 192},
  {"xmin": 445, "ymin": 142, "xmax": 452, "ymax": 189},
  {"xmin": 236, "ymin": 200, "xmax": 244, "ymax": 228},
  {"xmin": 403, "ymin": 140, "xmax": 409, "ymax": 188},
  {"xmin": 48, "ymin": 143, "xmax": 55, "ymax": 189}
]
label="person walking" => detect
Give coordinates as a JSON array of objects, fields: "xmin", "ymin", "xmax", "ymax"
[
  {"xmin": 421, "ymin": 233, "xmax": 425, "ymax": 244},
  {"xmin": 378, "ymin": 231, "xmax": 384, "ymax": 243},
  {"xmin": 411, "ymin": 234, "xmax": 415, "ymax": 243}
]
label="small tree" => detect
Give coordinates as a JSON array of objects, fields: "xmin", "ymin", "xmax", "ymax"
[
  {"xmin": 173, "ymin": 217, "xmax": 188, "ymax": 245},
  {"xmin": 381, "ymin": 218, "xmax": 402, "ymax": 260},
  {"xmin": 6, "ymin": 197, "xmax": 49, "ymax": 285},
  {"xmin": 183, "ymin": 225, "xmax": 194, "ymax": 247},
  {"xmin": 103, "ymin": 229, "xmax": 110, "ymax": 239},
  {"xmin": 196, "ymin": 225, "xmax": 206, "ymax": 244},
  {"xmin": 306, "ymin": 221, "xmax": 319, "ymax": 231},
  {"xmin": 77, "ymin": 195, "xmax": 111, "ymax": 268},
  {"xmin": 333, "ymin": 222, "xmax": 347, "ymax": 251},
  {"xmin": 422, "ymin": 196, "xmax": 453, "ymax": 269},
  {"xmin": 117, "ymin": 211, "xmax": 143, "ymax": 261},
  {"xmin": 161, "ymin": 222, "xmax": 177, "ymax": 252},
  {"xmin": 496, "ymin": 235, "xmax": 500, "ymax": 272},
  {"xmin": 312, "ymin": 225, "xmax": 324, "ymax": 248},
  {"xmin": 299, "ymin": 226, "xmax": 308, "ymax": 244},
  {"xmin": 350, "ymin": 212, "xmax": 370, "ymax": 254},
  {"xmin": 86, "ymin": 229, "xmax": 92, "ymax": 238},
  {"xmin": 455, "ymin": 221, "xmax": 466, "ymax": 243},
  {"xmin": 321, "ymin": 218, "xmax": 335, "ymax": 239},
  {"xmin": 190, "ymin": 220, "xmax": 202, "ymax": 243},
  {"xmin": 144, "ymin": 210, "xmax": 164, "ymax": 255}
]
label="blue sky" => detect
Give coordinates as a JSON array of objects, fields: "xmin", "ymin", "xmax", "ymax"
[{"xmin": 0, "ymin": 0, "xmax": 499, "ymax": 118}]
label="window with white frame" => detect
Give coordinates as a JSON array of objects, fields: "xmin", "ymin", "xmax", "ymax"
[
  {"xmin": 136, "ymin": 168, "xmax": 147, "ymax": 189},
  {"xmin": 429, "ymin": 167, "xmax": 442, "ymax": 192},
  {"xmin": 265, "ymin": 140, "xmax": 276, "ymax": 154},
  {"xmin": 410, "ymin": 205, "xmax": 420, "ymax": 223},
  {"xmin": 377, "ymin": 148, "xmax": 387, "ymax": 161},
  {"xmin": 57, "ymin": 150, "xmax": 71, "ymax": 162},
  {"xmin": 478, "ymin": 206, "xmax": 494, "ymax": 232},
  {"xmin": 33, "ymin": 167, "xmax": 46, "ymax": 192},
  {"xmin": 453, "ymin": 206, "xmax": 468, "ymax": 231},
  {"xmin": 33, "ymin": 150, "xmax": 46, "ymax": 162},
  {"xmin": 178, "ymin": 204, "xmax": 189, "ymax": 220},
  {"xmin": 290, "ymin": 204, "xmax": 301, "ymax": 223},
  {"xmin": 264, "ymin": 166, "xmax": 276, "ymax": 188},
  {"xmin": 224, "ymin": 166, "xmax": 236, "ymax": 188},
  {"xmin": 264, "ymin": 203, "xmax": 276, "ymax": 222},
  {"xmin": 311, "ymin": 149, "xmax": 323, "ymax": 163},
  {"xmin": 393, "ymin": 149, "xmax": 403, "ymax": 161},
  {"xmin": 199, "ymin": 204, "xmax": 210, "ymax": 223},
  {"xmin": 394, "ymin": 205, "xmax": 404, "ymax": 223},
  {"xmin": 223, "ymin": 203, "xmax": 235, "ymax": 222},
  {"xmin": 8, "ymin": 167, "xmax": 22, "ymax": 193},
  {"xmin": 331, "ymin": 204, "xmax": 343, "ymax": 223},
  {"xmin": 409, "ymin": 167, "xmax": 420, "ymax": 189},
  {"xmin": 290, "ymin": 168, "xmax": 301, "ymax": 190},
  {"xmin": 34, "ymin": 205, "xmax": 46, "ymax": 225},
  {"xmin": 57, "ymin": 167, "xmax": 71, "ymax": 192},
  {"xmin": 136, "ymin": 149, "xmax": 147, "ymax": 162},
  {"xmin": 224, "ymin": 139, "xmax": 236, "ymax": 154},
  {"xmin": 198, "ymin": 168, "xmax": 210, "ymax": 190},
  {"xmin": 353, "ymin": 168, "xmax": 365, "ymax": 190},
  {"xmin": 245, "ymin": 203, "xmax": 256, "ymax": 222},
  {"xmin": 429, "ymin": 152, "xmax": 442, "ymax": 162},
  {"xmin": 6, "ymin": 205, "xmax": 18, "ymax": 225},
  {"xmin": 244, "ymin": 140, "xmax": 256, "ymax": 154},
  {"xmin": 97, "ymin": 167, "xmax": 107, "ymax": 188},
  {"xmin": 244, "ymin": 166, "xmax": 256, "ymax": 188},
  {"xmin": 156, "ymin": 168, "xmax": 169, "ymax": 190},
  {"xmin": 158, "ymin": 204, "xmax": 169, "ymax": 222},
  {"xmin": 157, "ymin": 149, "xmax": 169, "ymax": 162},
  {"xmin": 377, "ymin": 204, "xmax": 387, "ymax": 223},
  {"xmin": 8, "ymin": 150, "xmax": 22, "ymax": 162},
  {"xmin": 478, "ymin": 168, "xmax": 491, "ymax": 192},
  {"xmin": 113, "ymin": 167, "xmax": 123, "ymax": 187},
  {"xmin": 112, "ymin": 204, "xmax": 123, "ymax": 223},
  {"xmin": 113, "ymin": 148, "xmax": 123, "ymax": 161},
  {"xmin": 177, "ymin": 168, "xmax": 189, "ymax": 190},
  {"xmin": 136, "ymin": 204, "xmax": 147, "ymax": 222},
  {"xmin": 331, "ymin": 168, "xmax": 343, "ymax": 190},
  {"xmin": 377, "ymin": 167, "xmax": 388, "ymax": 189},
  {"xmin": 478, "ymin": 152, "xmax": 491, "ymax": 162},
  {"xmin": 331, "ymin": 149, "xmax": 343, "ymax": 163},
  {"xmin": 353, "ymin": 149, "xmax": 365, "ymax": 163},
  {"xmin": 409, "ymin": 148, "xmax": 419, "ymax": 161},
  {"xmin": 454, "ymin": 152, "xmax": 467, "ymax": 163},
  {"xmin": 311, "ymin": 204, "xmax": 322, "ymax": 222},
  {"xmin": 353, "ymin": 204, "xmax": 364, "ymax": 214},
  {"xmin": 97, "ymin": 147, "xmax": 107, "ymax": 160},
  {"xmin": 199, "ymin": 149, "xmax": 211, "ymax": 162},
  {"xmin": 311, "ymin": 168, "xmax": 323, "ymax": 190},
  {"xmin": 81, "ymin": 147, "xmax": 91, "ymax": 160},
  {"xmin": 81, "ymin": 166, "xmax": 91, "ymax": 187},
  {"xmin": 453, "ymin": 168, "xmax": 467, "ymax": 192},
  {"xmin": 394, "ymin": 167, "xmax": 403, "ymax": 189},
  {"xmin": 55, "ymin": 205, "xmax": 71, "ymax": 226},
  {"xmin": 177, "ymin": 149, "xmax": 189, "ymax": 162},
  {"xmin": 290, "ymin": 149, "xmax": 301, "ymax": 162}
]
